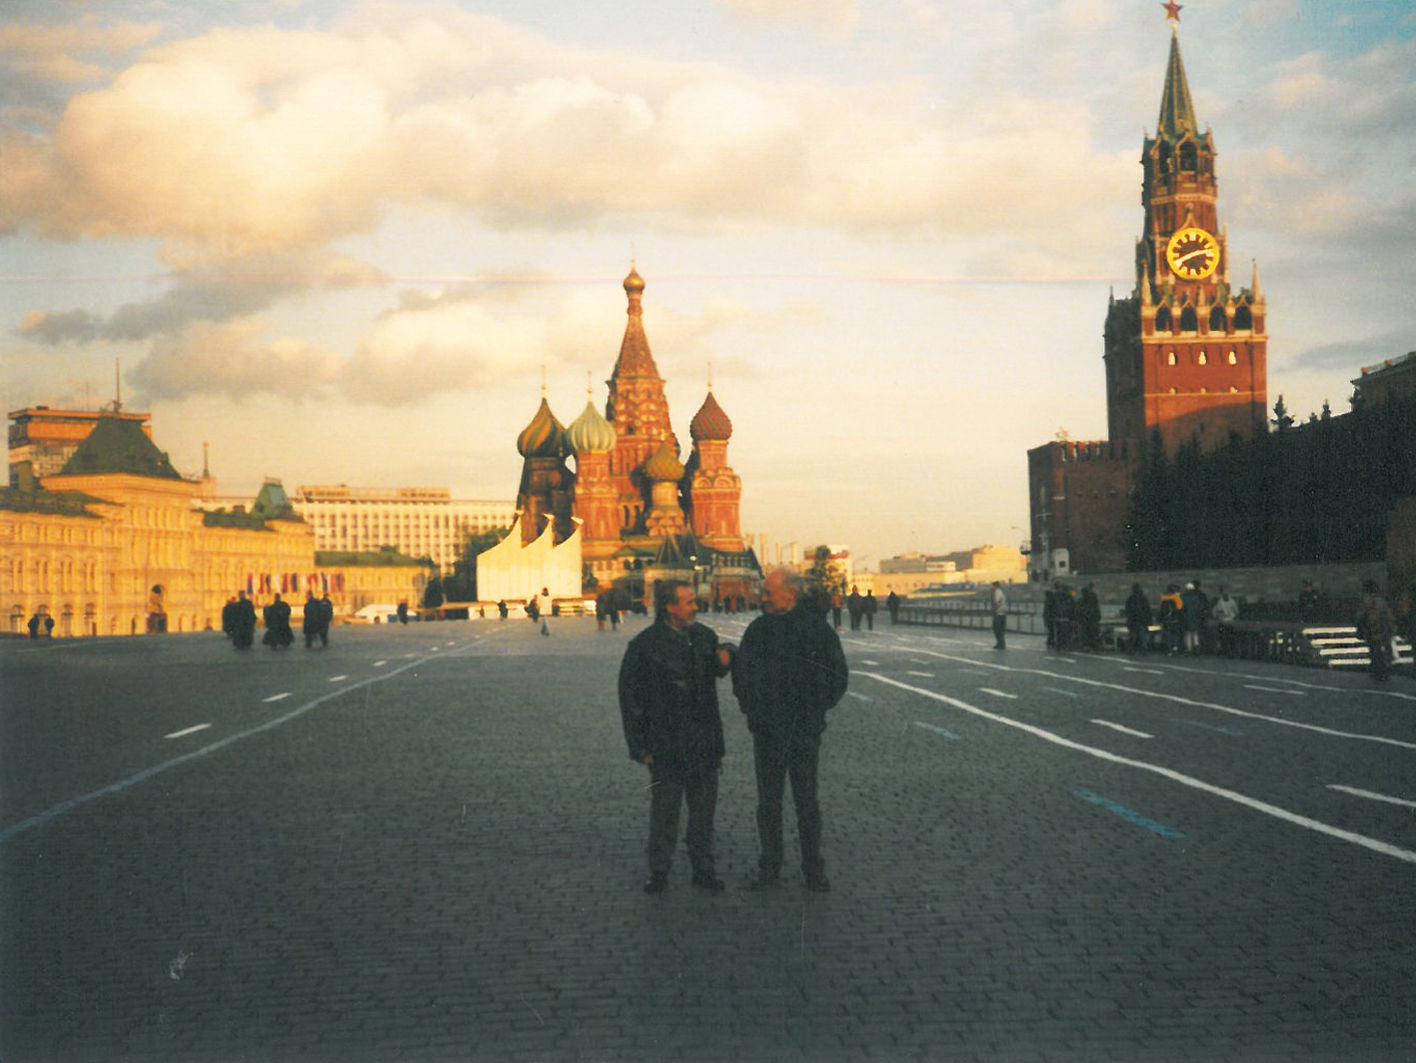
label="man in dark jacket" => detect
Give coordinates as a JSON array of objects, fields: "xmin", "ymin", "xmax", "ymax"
[
  {"xmin": 619, "ymin": 579, "xmax": 734, "ymax": 894},
  {"xmin": 733, "ymin": 568, "xmax": 849, "ymax": 892}
]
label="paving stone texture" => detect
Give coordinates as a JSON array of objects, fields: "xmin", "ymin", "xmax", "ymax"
[{"xmin": 2, "ymin": 614, "xmax": 1414, "ymax": 1062}]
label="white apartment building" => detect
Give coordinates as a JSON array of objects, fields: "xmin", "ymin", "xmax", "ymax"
[{"xmin": 291, "ymin": 486, "xmax": 515, "ymax": 572}]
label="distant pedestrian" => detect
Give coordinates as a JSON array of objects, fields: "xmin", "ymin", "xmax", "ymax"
[
  {"xmin": 221, "ymin": 596, "xmax": 237, "ymax": 640},
  {"xmin": 43, "ymin": 615, "xmax": 54, "ymax": 638},
  {"xmin": 830, "ymin": 591, "xmax": 843, "ymax": 630},
  {"xmin": 303, "ymin": 593, "xmax": 321, "ymax": 648},
  {"xmin": 863, "ymin": 591, "xmax": 877, "ymax": 630},
  {"xmin": 497, "ymin": 599, "xmax": 509, "ymax": 620},
  {"xmin": 1043, "ymin": 585, "xmax": 1058, "ymax": 649},
  {"xmin": 733, "ymin": 568, "xmax": 849, "ymax": 892},
  {"xmin": 1297, "ymin": 580, "xmax": 1322, "ymax": 624},
  {"xmin": 1212, "ymin": 587, "xmax": 1240, "ymax": 658},
  {"xmin": 1159, "ymin": 584, "xmax": 1185, "ymax": 654},
  {"xmin": 619, "ymin": 579, "xmax": 734, "ymax": 894},
  {"xmin": 1053, "ymin": 584, "xmax": 1076, "ymax": 651},
  {"xmin": 396, "ymin": 600, "xmax": 409, "ymax": 625},
  {"xmin": 1355, "ymin": 580, "xmax": 1396, "ymax": 683},
  {"xmin": 231, "ymin": 592, "xmax": 257, "ymax": 649},
  {"xmin": 846, "ymin": 586, "xmax": 863, "ymax": 631},
  {"xmin": 27, "ymin": 613, "xmax": 39, "ymax": 639},
  {"xmin": 1078, "ymin": 583, "xmax": 1102, "ymax": 651},
  {"xmin": 1124, "ymin": 583, "xmax": 1152, "ymax": 655},
  {"xmin": 262, "ymin": 594, "xmax": 294, "ymax": 649},
  {"xmin": 1398, "ymin": 582, "xmax": 1416, "ymax": 682},
  {"xmin": 887, "ymin": 590, "xmax": 901, "ymax": 624},
  {"xmin": 990, "ymin": 581, "xmax": 1007, "ymax": 649}
]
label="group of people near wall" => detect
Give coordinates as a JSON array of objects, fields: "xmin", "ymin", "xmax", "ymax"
[
  {"xmin": 618, "ymin": 568, "xmax": 849, "ymax": 895},
  {"xmin": 1357, "ymin": 579, "xmax": 1416, "ymax": 684},
  {"xmin": 1042, "ymin": 581, "xmax": 1109, "ymax": 652},
  {"xmin": 219, "ymin": 591, "xmax": 333, "ymax": 650}
]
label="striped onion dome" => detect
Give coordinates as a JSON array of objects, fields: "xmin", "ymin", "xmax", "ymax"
[
  {"xmin": 566, "ymin": 399, "xmax": 617, "ymax": 454},
  {"xmin": 689, "ymin": 389, "xmax": 732, "ymax": 442},
  {"xmin": 516, "ymin": 397, "xmax": 565, "ymax": 458},
  {"xmin": 644, "ymin": 439, "xmax": 685, "ymax": 483}
]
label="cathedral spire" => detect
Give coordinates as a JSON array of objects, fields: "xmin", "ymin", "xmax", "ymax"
[{"xmin": 611, "ymin": 264, "xmax": 659, "ymax": 380}]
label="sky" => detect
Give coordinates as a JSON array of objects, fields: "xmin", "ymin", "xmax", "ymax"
[{"xmin": 2, "ymin": 0, "xmax": 1414, "ymax": 569}]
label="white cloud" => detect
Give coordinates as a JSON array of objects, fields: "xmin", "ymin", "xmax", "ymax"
[
  {"xmin": 713, "ymin": 0, "xmax": 857, "ymax": 38},
  {"xmin": 129, "ymin": 319, "xmax": 342, "ymax": 402}
]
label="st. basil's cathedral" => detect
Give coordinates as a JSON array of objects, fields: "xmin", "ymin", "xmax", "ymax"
[{"xmin": 491, "ymin": 265, "xmax": 761, "ymax": 606}]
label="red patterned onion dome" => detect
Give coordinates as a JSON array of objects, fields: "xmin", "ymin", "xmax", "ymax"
[
  {"xmin": 566, "ymin": 399, "xmax": 617, "ymax": 454},
  {"xmin": 644, "ymin": 439, "xmax": 685, "ymax": 483},
  {"xmin": 689, "ymin": 390, "xmax": 733, "ymax": 442},
  {"xmin": 516, "ymin": 397, "xmax": 566, "ymax": 458}
]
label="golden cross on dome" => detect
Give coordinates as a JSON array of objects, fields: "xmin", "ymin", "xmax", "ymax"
[{"xmin": 1162, "ymin": 1, "xmax": 1183, "ymax": 29}]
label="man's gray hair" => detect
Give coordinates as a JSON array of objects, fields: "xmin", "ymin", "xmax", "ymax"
[
  {"xmin": 654, "ymin": 578, "xmax": 692, "ymax": 617},
  {"xmin": 767, "ymin": 567, "xmax": 805, "ymax": 601}
]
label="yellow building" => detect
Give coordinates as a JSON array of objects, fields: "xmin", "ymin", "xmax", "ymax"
[{"xmin": 2, "ymin": 416, "xmax": 431, "ymax": 636}]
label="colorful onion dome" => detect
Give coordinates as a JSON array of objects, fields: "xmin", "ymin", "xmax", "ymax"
[
  {"xmin": 516, "ymin": 396, "xmax": 565, "ymax": 458},
  {"xmin": 689, "ymin": 389, "xmax": 733, "ymax": 442},
  {"xmin": 566, "ymin": 399, "xmax": 617, "ymax": 454},
  {"xmin": 644, "ymin": 439, "xmax": 685, "ymax": 483}
]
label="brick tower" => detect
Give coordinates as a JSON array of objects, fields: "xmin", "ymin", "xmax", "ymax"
[
  {"xmin": 686, "ymin": 385, "xmax": 744, "ymax": 553},
  {"xmin": 1103, "ymin": 9, "xmax": 1268, "ymax": 455}
]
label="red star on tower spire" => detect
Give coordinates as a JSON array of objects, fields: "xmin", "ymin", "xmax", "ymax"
[{"xmin": 1162, "ymin": 1, "xmax": 1183, "ymax": 30}]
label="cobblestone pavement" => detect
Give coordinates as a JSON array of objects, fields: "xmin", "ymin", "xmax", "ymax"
[{"xmin": 3, "ymin": 615, "xmax": 1415, "ymax": 1062}]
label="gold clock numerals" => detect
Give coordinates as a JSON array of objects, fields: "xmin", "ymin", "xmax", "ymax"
[{"xmin": 1165, "ymin": 226, "xmax": 1220, "ymax": 280}]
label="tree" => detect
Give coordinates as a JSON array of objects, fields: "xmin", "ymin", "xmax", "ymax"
[
  {"xmin": 805, "ymin": 545, "xmax": 846, "ymax": 596},
  {"xmin": 442, "ymin": 526, "xmax": 511, "ymax": 601},
  {"xmin": 1270, "ymin": 394, "xmax": 1294, "ymax": 432}
]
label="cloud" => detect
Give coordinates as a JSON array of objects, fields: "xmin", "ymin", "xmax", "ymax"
[
  {"xmin": 0, "ymin": 5, "xmax": 1131, "ymax": 265},
  {"xmin": 1289, "ymin": 329, "xmax": 1416, "ymax": 373},
  {"xmin": 713, "ymin": 0, "xmax": 857, "ymax": 38},
  {"xmin": 15, "ymin": 251, "xmax": 387, "ymax": 345},
  {"xmin": 128, "ymin": 319, "xmax": 342, "ymax": 402}
]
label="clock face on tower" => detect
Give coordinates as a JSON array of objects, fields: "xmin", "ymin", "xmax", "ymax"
[{"xmin": 1165, "ymin": 226, "xmax": 1220, "ymax": 280}]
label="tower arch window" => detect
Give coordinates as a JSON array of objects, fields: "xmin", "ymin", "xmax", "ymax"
[
  {"xmin": 1179, "ymin": 142, "xmax": 1198, "ymax": 171},
  {"xmin": 1158, "ymin": 142, "xmax": 1173, "ymax": 174},
  {"xmin": 1209, "ymin": 306, "xmax": 1226, "ymax": 332},
  {"xmin": 1166, "ymin": 351, "xmax": 1177, "ymax": 366},
  {"xmin": 1168, "ymin": 386, "xmax": 1177, "ymax": 394},
  {"xmin": 1229, "ymin": 386, "xmax": 1238, "ymax": 393},
  {"xmin": 1197, "ymin": 351, "xmax": 1208, "ymax": 366},
  {"xmin": 1154, "ymin": 307, "xmax": 1172, "ymax": 332},
  {"xmin": 1227, "ymin": 350, "xmax": 1238, "ymax": 365},
  {"xmin": 1179, "ymin": 306, "xmax": 1198, "ymax": 332},
  {"xmin": 1234, "ymin": 305, "xmax": 1253, "ymax": 330}
]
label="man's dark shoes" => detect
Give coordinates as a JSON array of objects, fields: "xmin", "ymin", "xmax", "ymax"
[
  {"xmin": 691, "ymin": 871, "xmax": 725, "ymax": 893},
  {"xmin": 745, "ymin": 872, "xmax": 779, "ymax": 890},
  {"xmin": 643, "ymin": 873, "xmax": 668, "ymax": 894},
  {"xmin": 803, "ymin": 873, "xmax": 831, "ymax": 893}
]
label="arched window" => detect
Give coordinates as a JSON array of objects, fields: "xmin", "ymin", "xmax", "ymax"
[
  {"xmin": 1166, "ymin": 351, "xmax": 1177, "ymax": 366},
  {"xmin": 1154, "ymin": 307, "xmax": 1172, "ymax": 332},
  {"xmin": 1197, "ymin": 351, "xmax": 1208, "ymax": 366},
  {"xmin": 1234, "ymin": 305, "xmax": 1252, "ymax": 330},
  {"xmin": 1229, "ymin": 386, "xmax": 1238, "ymax": 393},
  {"xmin": 1168, "ymin": 386, "xmax": 1178, "ymax": 394},
  {"xmin": 1158, "ymin": 142, "xmax": 1173, "ymax": 174},
  {"xmin": 1227, "ymin": 350, "xmax": 1238, "ymax": 365},
  {"xmin": 1179, "ymin": 306, "xmax": 1198, "ymax": 332},
  {"xmin": 1179, "ymin": 142, "xmax": 1198, "ymax": 171},
  {"xmin": 1209, "ymin": 306, "xmax": 1226, "ymax": 332}
]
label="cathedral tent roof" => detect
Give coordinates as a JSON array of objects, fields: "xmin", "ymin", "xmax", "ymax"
[
  {"xmin": 1157, "ymin": 32, "xmax": 1199, "ymax": 141},
  {"xmin": 609, "ymin": 266, "xmax": 662, "ymax": 382},
  {"xmin": 57, "ymin": 415, "xmax": 182, "ymax": 480}
]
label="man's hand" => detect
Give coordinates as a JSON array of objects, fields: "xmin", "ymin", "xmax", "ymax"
[
  {"xmin": 716, "ymin": 647, "xmax": 732, "ymax": 669},
  {"xmin": 642, "ymin": 754, "xmax": 654, "ymax": 766}
]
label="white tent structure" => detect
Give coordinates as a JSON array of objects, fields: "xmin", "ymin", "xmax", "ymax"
[{"xmin": 476, "ymin": 515, "xmax": 583, "ymax": 605}]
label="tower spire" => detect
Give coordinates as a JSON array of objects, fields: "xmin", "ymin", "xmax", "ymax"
[{"xmin": 1157, "ymin": 13, "xmax": 1198, "ymax": 138}]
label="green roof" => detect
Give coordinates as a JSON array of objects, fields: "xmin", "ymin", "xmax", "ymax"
[
  {"xmin": 250, "ymin": 480, "xmax": 303, "ymax": 522},
  {"xmin": 1157, "ymin": 33, "xmax": 1198, "ymax": 141},
  {"xmin": 58, "ymin": 416, "xmax": 182, "ymax": 480},
  {"xmin": 0, "ymin": 486, "xmax": 105, "ymax": 516},
  {"xmin": 316, "ymin": 547, "xmax": 432, "ymax": 567},
  {"xmin": 202, "ymin": 509, "xmax": 274, "ymax": 530}
]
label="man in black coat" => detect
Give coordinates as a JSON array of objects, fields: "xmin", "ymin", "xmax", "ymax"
[
  {"xmin": 231, "ymin": 592, "xmax": 257, "ymax": 650},
  {"xmin": 619, "ymin": 579, "xmax": 734, "ymax": 894},
  {"xmin": 733, "ymin": 567, "xmax": 849, "ymax": 892}
]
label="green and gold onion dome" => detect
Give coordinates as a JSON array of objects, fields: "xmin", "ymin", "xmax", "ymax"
[
  {"xmin": 516, "ymin": 396, "xmax": 566, "ymax": 458},
  {"xmin": 689, "ymin": 390, "xmax": 732, "ymax": 442},
  {"xmin": 566, "ymin": 399, "xmax": 617, "ymax": 454},
  {"xmin": 644, "ymin": 439, "xmax": 685, "ymax": 483}
]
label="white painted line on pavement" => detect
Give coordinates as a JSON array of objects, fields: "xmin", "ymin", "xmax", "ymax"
[
  {"xmin": 164, "ymin": 724, "xmax": 212, "ymax": 740},
  {"xmin": 1042, "ymin": 687, "xmax": 1080, "ymax": 698},
  {"xmin": 861, "ymin": 660, "xmax": 880, "ymax": 665},
  {"xmin": 861, "ymin": 672, "xmax": 1416, "ymax": 867},
  {"xmin": 1091, "ymin": 719, "xmax": 1154, "ymax": 739},
  {"xmin": 1124, "ymin": 667, "xmax": 1164, "ymax": 675},
  {"xmin": 262, "ymin": 692, "xmax": 292, "ymax": 703},
  {"xmin": 914, "ymin": 722, "xmax": 960, "ymax": 741},
  {"xmin": 909, "ymin": 649, "xmax": 1416, "ymax": 751},
  {"xmin": 329, "ymin": 674, "xmax": 349, "ymax": 682},
  {"xmin": 1243, "ymin": 685, "xmax": 1306, "ymax": 696},
  {"xmin": 906, "ymin": 670, "xmax": 934, "ymax": 678},
  {"xmin": 373, "ymin": 660, "xmax": 387, "ymax": 667},
  {"xmin": 1053, "ymin": 658, "xmax": 1078, "ymax": 664},
  {"xmin": 0, "ymin": 648, "xmax": 456, "ymax": 847},
  {"xmin": 846, "ymin": 691, "xmax": 872, "ymax": 702},
  {"xmin": 1327, "ymin": 785, "xmax": 1416, "ymax": 810},
  {"xmin": 979, "ymin": 688, "xmax": 1017, "ymax": 699}
]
